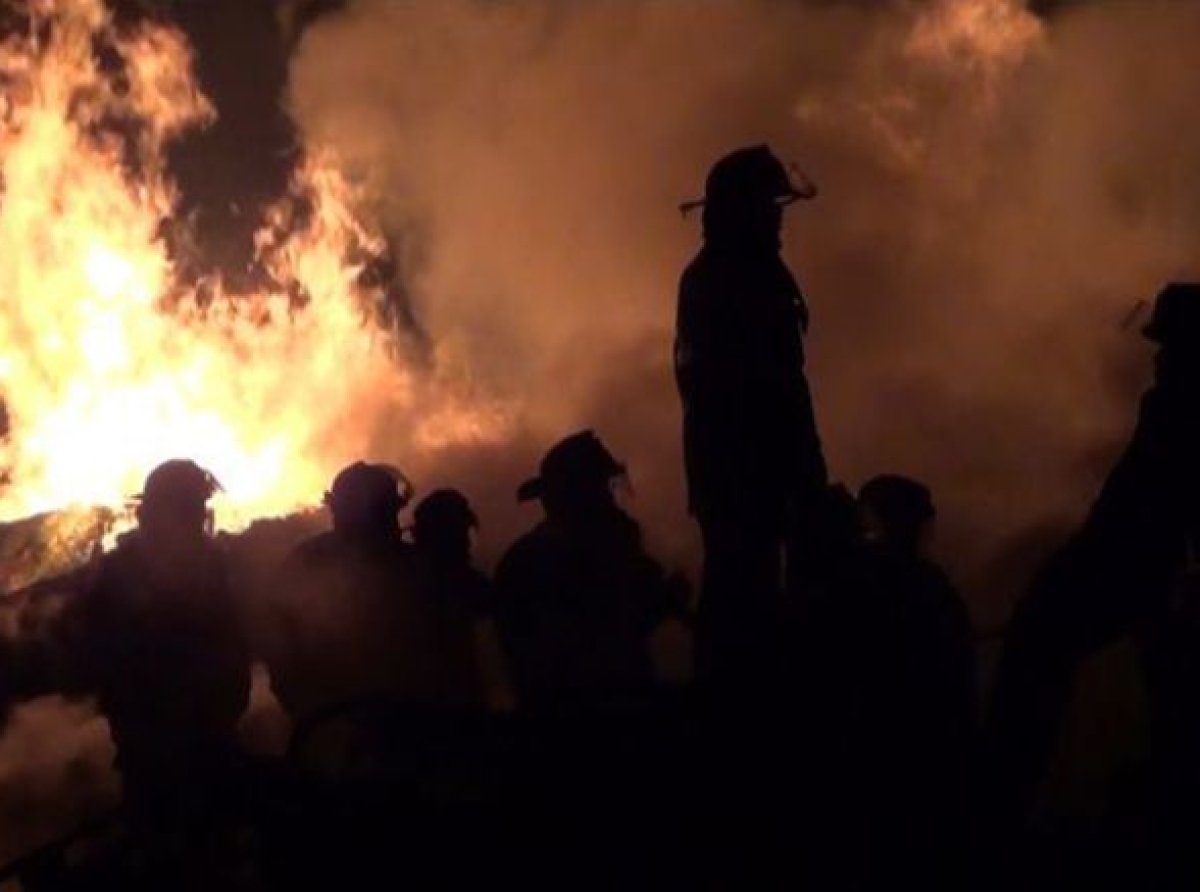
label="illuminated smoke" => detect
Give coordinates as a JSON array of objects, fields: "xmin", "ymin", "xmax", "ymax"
[
  {"xmin": 0, "ymin": 696, "xmax": 117, "ymax": 865},
  {"xmin": 287, "ymin": 0, "xmax": 1200, "ymax": 617}
]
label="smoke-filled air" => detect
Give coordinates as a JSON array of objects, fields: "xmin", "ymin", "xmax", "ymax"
[{"xmin": 284, "ymin": 0, "xmax": 1200, "ymax": 617}]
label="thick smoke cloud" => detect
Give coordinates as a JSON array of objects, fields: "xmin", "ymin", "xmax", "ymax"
[
  {"xmin": 0, "ymin": 697, "xmax": 116, "ymax": 864},
  {"xmin": 286, "ymin": 0, "xmax": 1200, "ymax": 623}
]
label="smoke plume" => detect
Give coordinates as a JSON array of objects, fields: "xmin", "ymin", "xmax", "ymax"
[{"xmin": 286, "ymin": 0, "xmax": 1200, "ymax": 621}]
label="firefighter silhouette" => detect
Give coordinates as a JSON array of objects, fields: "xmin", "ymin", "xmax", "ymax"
[
  {"xmin": 63, "ymin": 460, "xmax": 250, "ymax": 815},
  {"xmin": 675, "ymin": 145, "xmax": 828, "ymax": 686},
  {"xmin": 990, "ymin": 283, "xmax": 1200, "ymax": 836}
]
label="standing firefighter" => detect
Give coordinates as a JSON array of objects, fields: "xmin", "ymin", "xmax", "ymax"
[
  {"xmin": 410, "ymin": 488, "xmax": 493, "ymax": 707},
  {"xmin": 989, "ymin": 283, "xmax": 1200, "ymax": 833},
  {"xmin": 267, "ymin": 462, "xmax": 481, "ymax": 723},
  {"xmin": 494, "ymin": 431, "xmax": 682, "ymax": 707},
  {"xmin": 675, "ymin": 145, "xmax": 828, "ymax": 685},
  {"xmin": 63, "ymin": 460, "xmax": 250, "ymax": 818},
  {"xmin": 411, "ymin": 488, "xmax": 491, "ymax": 618}
]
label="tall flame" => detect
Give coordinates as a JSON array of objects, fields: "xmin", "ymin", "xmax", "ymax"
[{"xmin": 0, "ymin": 0, "xmax": 503, "ymax": 545}]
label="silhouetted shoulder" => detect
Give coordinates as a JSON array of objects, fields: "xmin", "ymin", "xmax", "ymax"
[
  {"xmin": 494, "ymin": 523, "xmax": 553, "ymax": 584},
  {"xmin": 914, "ymin": 558, "xmax": 968, "ymax": 616},
  {"xmin": 89, "ymin": 530, "xmax": 229, "ymax": 604},
  {"xmin": 286, "ymin": 529, "xmax": 344, "ymax": 565},
  {"xmin": 286, "ymin": 528, "xmax": 416, "ymax": 566},
  {"xmin": 678, "ymin": 249, "xmax": 714, "ymax": 295}
]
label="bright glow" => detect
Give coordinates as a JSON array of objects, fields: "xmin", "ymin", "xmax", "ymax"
[
  {"xmin": 906, "ymin": 0, "xmax": 1044, "ymax": 88},
  {"xmin": 0, "ymin": 0, "xmax": 512, "ymax": 561}
]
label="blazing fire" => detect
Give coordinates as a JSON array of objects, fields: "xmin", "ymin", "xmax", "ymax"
[{"xmin": 0, "ymin": 0, "xmax": 507, "ymax": 560}]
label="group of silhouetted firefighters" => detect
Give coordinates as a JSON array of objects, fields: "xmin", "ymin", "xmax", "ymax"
[{"xmin": 5, "ymin": 145, "xmax": 1200, "ymax": 889}]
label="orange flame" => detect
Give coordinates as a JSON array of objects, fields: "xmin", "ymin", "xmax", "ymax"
[{"xmin": 0, "ymin": 0, "xmax": 509, "ymax": 547}]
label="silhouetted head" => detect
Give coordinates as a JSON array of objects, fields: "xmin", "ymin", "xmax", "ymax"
[
  {"xmin": 135, "ymin": 459, "xmax": 221, "ymax": 542},
  {"xmin": 1144, "ymin": 282, "xmax": 1200, "ymax": 349},
  {"xmin": 413, "ymin": 489, "xmax": 478, "ymax": 564},
  {"xmin": 517, "ymin": 430, "xmax": 626, "ymax": 522},
  {"xmin": 1143, "ymin": 283, "xmax": 1200, "ymax": 385},
  {"xmin": 325, "ymin": 462, "xmax": 413, "ymax": 539},
  {"xmin": 859, "ymin": 474, "xmax": 935, "ymax": 553},
  {"xmin": 684, "ymin": 145, "xmax": 815, "ymax": 251}
]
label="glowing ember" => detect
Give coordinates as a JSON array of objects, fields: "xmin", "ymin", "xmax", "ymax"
[{"xmin": 0, "ymin": 0, "xmax": 509, "ymax": 548}]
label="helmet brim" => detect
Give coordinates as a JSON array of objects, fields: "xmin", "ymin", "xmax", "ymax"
[
  {"xmin": 678, "ymin": 185, "xmax": 816, "ymax": 216},
  {"xmin": 516, "ymin": 477, "xmax": 543, "ymax": 503}
]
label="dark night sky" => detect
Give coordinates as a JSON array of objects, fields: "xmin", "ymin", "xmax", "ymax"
[{"xmin": 123, "ymin": 0, "xmax": 345, "ymax": 275}]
